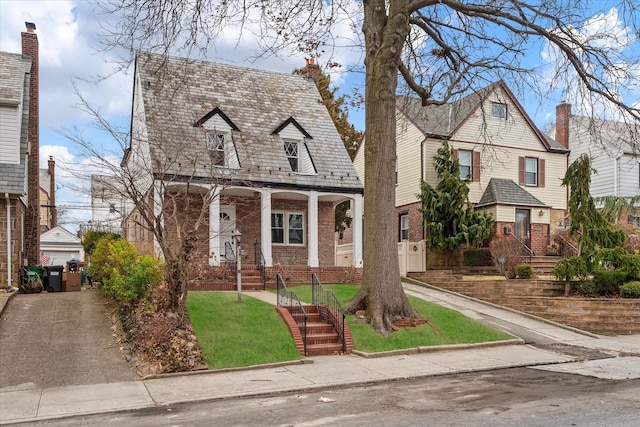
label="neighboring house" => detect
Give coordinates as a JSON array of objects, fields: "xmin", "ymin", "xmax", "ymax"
[
  {"xmin": 0, "ymin": 23, "xmax": 40, "ymax": 289},
  {"xmin": 353, "ymin": 81, "xmax": 569, "ymax": 258},
  {"xmin": 39, "ymin": 156, "xmax": 57, "ymax": 233},
  {"xmin": 123, "ymin": 52, "xmax": 364, "ymax": 283},
  {"xmin": 40, "ymin": 226, "xmax": 84, "ymax": 266},
  {"xmin": 550, "ymin": 102, "xmax": 640, "ymax": 228},
  {"xmin": 90, "ymin": 175, "xmax": 128, "ymax": 235}
]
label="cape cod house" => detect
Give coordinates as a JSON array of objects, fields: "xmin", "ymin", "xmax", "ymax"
[
  {"xmin": 354, "ymin": 81, "xmax": 569, "ymax": 268},
  {"xmin": 123, "ymin": 53, "xmax": 363, "ymax": 286}
]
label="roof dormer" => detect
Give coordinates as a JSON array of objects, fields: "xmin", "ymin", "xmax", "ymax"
[
  {"xmin": 272, "ymin": 117, "xmax": 317, "ymax": 175},
  {"xmin": 194, "ymin": 107, "xmax": 241, "ymax": 168}
]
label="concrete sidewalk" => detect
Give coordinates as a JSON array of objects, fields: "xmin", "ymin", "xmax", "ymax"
[{"xmin": 1, "ymin": 283, "xmax": 638, "ymax": 425}]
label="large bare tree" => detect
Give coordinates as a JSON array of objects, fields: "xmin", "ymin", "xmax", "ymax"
[{"xmin": 95, "ymin": 0, "xmax": 640, "ymax": 334}]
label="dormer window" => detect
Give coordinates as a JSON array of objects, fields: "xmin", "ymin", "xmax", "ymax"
[
  {"xmin": 284, "ymin": 140, "xmax": 299, "ymax": 172},
  {"xmin": 207, "ymin": 133, "xmax": 226, "ymax": 166}
]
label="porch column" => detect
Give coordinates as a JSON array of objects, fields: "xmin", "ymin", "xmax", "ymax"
[
  {"xmin": 352, "ymin": 193, "xmax": 363, "ymax": 267},
  {"xmin": 260, "ymin": 190, "xmax": 273, "ymax": 267},
  {"xmin": 308, "ymin": 191, "xmax": 319, "ymax": 267},
  {"xmin": 208, "ymin": 187, "xmax": 221, "ymax": 266},
  {"xmin": 153, "ymin": 180, "xmax": 164, "ymax": 260}
]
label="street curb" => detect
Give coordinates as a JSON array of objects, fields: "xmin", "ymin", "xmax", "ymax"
[
  {"xmin": 402, "ymin": 277, "xmax": 600, "ymax": 339},
  {"xmin": 352, "ymin": 338, "xmax": 525, "ymax": 358}
]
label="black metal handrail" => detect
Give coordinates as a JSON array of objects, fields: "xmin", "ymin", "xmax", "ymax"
[
  {"xmin": 276, "ymin": 274, "xmax": 307, "ymax": 355},
  {"xmin": 254, "ymin": 239, "xmax": 266, "ymax": 288},
  {"xmin": 311, "ymin": 273, "xmax": 346, "ymax": 353},
  {"xmin": 506, "ymin": 231, "xmax": 533, "ymax": 263},
  {"xmin": 225, "ymin": 241, "xmax": 237, "ymax": 286}
]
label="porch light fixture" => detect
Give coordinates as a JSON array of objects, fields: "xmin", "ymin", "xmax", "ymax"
[{"xmin": 231, "ymin": 229, "xmax": 242, "ymax": 244}]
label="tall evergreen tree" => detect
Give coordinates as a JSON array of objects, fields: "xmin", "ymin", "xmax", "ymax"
[{"xmin": 418, "ymin": 141, "xmax": 494, "ymax": 266}]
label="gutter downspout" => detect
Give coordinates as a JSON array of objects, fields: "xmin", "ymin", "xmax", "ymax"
[{"xmin": 5, "ymin": 193, "xmax": 11, "ymax": 289}]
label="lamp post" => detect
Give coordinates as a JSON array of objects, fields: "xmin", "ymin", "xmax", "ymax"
[{"xmin": 231, "ymin": 229, "xmax": 242, "ymax": 302}]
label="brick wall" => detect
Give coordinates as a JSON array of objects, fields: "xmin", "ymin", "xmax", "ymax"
[
  {"xmin": 22, "ymin": 28, "xmax": 40, "ymax": 265},
  {"xmin": 395, "ymin": 201, "xmax": 424, "ymax": 242},
  {"xmin": 495, "ymin": 221, "xmax": 548, "ymax": 256}
]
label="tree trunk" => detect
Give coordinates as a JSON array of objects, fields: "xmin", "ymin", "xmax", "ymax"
[{"xmin": 343, "ymin": 0, "xmax": 418, "ymax": 336}]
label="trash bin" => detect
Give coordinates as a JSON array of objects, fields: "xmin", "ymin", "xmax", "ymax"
[
  {"xmin": 21, "ymin": 266, "xmax": 43, "ymax": 293},
  {"xmin": 65, "ymin": 261, "xmax": 82, "ymax": 292},
  {"xmin": 44, "ymin": 265, "xmax": 64, "ymax": 292}
]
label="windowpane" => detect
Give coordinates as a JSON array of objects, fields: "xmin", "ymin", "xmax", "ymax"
[
  {"xmin": 492, "ymin": 102, "xmax": 507, "ymax": 119},
  {"xmin": 459, "ymin": 150, "xmax": 472, "ymax": 180},
  {"xmin": 207, "ymin": 133, "xmax": 225, "ymax": 166},
  {"xmin": 284, "ymin": 141, "xmax": 299, "ymax": 172},
  {"xmin": 400, "ymin": 215, "xmax": 409, "ymax": 241},
  {"xmin": 288, "ymin": 214, "xmax": 304, "ymax": 244},
  {"xmin": 525, "ymin": 157, "xmax": 537, "ymax": 186},
  {"xmin": 271, "ymin": 213, "xmax": 284, "ymax": 243}
]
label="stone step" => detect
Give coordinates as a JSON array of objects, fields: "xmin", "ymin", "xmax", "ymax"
[{"xmin": 305, "ymin": 342, "xmax": 344, "ymax": 356}]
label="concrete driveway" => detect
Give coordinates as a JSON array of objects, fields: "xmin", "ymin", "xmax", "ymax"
[{"xmin": 0, "ymin": 290, "xmax": 137, "ymax": 391}]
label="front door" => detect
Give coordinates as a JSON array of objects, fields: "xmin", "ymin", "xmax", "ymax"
[
  {"xmin": 515, "ymin": 208, "xmax": 531, "ymax": 249},
  {"xmin": 219, "ymin": 205, "xmax": 236, "ymax": 257}
]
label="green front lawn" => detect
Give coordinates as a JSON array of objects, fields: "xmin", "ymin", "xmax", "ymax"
[{"xmin": 187, "ymin": 285, "xmax": 514, "ymax": 369}]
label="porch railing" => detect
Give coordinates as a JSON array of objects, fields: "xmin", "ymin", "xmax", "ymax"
[
  {"xmin": 311, "ymin": 274, "xmax": 346, "ymax": 353},
  {"xmin": 506, "ymin": 231, "xmax": 533, "ymax": 263},
  {"xmin": 254, "ymin": 240, "xmax": 266, "ymax": 287},
  {"xmin": 276, "ymin": 274, "xmax": 307, "ymax": 355}
]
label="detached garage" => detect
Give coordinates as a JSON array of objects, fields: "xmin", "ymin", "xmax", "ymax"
[{"xmin": 40, "ymin": 226, "xmax": 84, "ymax": 266}]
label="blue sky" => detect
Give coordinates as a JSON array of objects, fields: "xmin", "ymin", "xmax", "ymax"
[{"xmin": 1, "ymin": 0, "xmax": 637, "ymax": 232}]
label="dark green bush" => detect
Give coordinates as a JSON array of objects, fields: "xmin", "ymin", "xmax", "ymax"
[
  {"xmin": 570, "ymin": 280, "xmax": 599, "ymax": 297},
  {"xmin": 620, "ymin": 281, "xmax": 640, "ymax": 298},
  {"xmin": 551, "ymin": 256, "xmax": 589, "ymax": 283},
  {"xmin": 593, "ymin": 247, "xmax": 627, "ymax": 270},
  {"xmin": 463, "ymin": 248, "xmax": 494, "ymax": 266},
  {"xmin": 621, "ymin": 254, "xmax": 640, "ymax": 281},
  {"xmin": 515, "ymin": 264, "xmax": 533, "ymax": 279},
  {"xmin": 593, "ymin": 270, "xmax": 627, "ymax": 296}
]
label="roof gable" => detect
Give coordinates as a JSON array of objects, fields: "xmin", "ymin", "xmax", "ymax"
[
  {"xmin": 193, "ymin": 107, "xmax": 240, "ymax": 130},
  {"xmin": 271, "ymin": 117, "xmax": 313, "ymax": 139},
  {"xmin": 40, "ymin": 226, "xmax": 81, "ymax": 244}
]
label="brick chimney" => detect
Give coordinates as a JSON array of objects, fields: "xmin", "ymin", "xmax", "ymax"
[
  {"xmin": 22, "ymin": 22, "xmax": 40, "ymax": 264},
  {"xmin": 48, "ymin": 156, "xmax": 57, "ymax": 228},
  {"xmin": 293, "ymin": 58, "xmax": 322, "ymax": 87},
  {"xmin": 555, "ymin": 101, "xmax": 571, "ymax": 149}
]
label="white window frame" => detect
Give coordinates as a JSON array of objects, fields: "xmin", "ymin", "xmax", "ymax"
[
  {"xmin": 491, "ymin": 102, "xmax": 507, "ymax": 119},
  {"xmin": 283, "ymin": 140, "xmax": 299, "ymax": 172},
  {"xmin": 399, "ymin": 214, "xmax": 409, "ymax": 241},
  {"xmin": 525, "ymin": 157, "xmax": 538, "ymax": 186},
  {"xmin": 207, "ymin": 132, "xmax": 226, "ymax": 166},
  {"xmin": 458, "ymin": 149, "xmax": 472, "ymax": 180},
  {"xmin": 271, "ymin": 211, "xmax": 305, "ymax": 246}
]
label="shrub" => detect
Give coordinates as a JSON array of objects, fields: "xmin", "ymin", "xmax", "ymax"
[
  {"xmin": 489, "ymin": 235, "xmax": 526, "ymax": 279},
  {"xmin": 620, "ymin": 281, "xmax": 640, "ymax": 298},
  {"xmin": 592, "ymin": 247, "xmax": 627, "ymax": 271},
  {"xmin": 570, "ymin": 280, "xmax": 599, "ymax": 297},
  {"xmin": 551, "ymin": 256, "xmax": 589, "ymax": 283},
  {"xmin": 90, "ymin": 238, "xmax": 163, "ymax": 303},
  {"xmin": 621, "ymin": 253, "xmax": 640, "ymax": 281},
  {"xmin": 463, "ymin": 248, "xmax": 494, "ymax": 266},
  {"xmin": 515, "ymin": 264, "xmax": 533, "ymax": 279},
  {"xmin": 593, "ymin": 270, "xmax": 627, "ymax": 296},
  {"xmin": 625, "ymin": 234, "xmax": 640, "ymax": 254}
]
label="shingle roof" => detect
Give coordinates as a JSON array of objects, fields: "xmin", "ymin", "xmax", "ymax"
[
  {"xmin": 397, "ymin": 81, "xmax": 568, "ymax": 153},
  {"xmin": 0, "ymin": 51, "xmax": 31, "ymax": 195},
  {"xmin": 134, "ymin": 53, "xmax": 363, "ymax": 193},
  {"xmin": 476, "ymin": 178, "xmax": 547, "ymax": 208}
]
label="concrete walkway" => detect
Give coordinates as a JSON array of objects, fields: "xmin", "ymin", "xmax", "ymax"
[{"xmin": 1, "ymin": 283, "xmax": 638, "ymax": 425}]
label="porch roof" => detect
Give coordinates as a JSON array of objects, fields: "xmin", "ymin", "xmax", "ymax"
[{"xmin": 476, "ymin": 178, "xmax": 547, "ymax": 208}]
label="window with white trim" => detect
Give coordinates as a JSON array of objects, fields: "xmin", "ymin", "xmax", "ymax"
[
  {"xmin": 525, "ymin": 157, "xmax": 538, "ymax": 186},
  {"xmin": 207, "ymin": 132, "xmax": 226, "ymax": 166},
  {"xmin": 271, "ymin": 212, "xmax": 305, "ymax": 245},
  {"xmin": 284, "ymin": 140, "xmax": 299, "ymax": 172},
  {"xmin": 399, "ymin": 214, "xmax": 409, "ymax": 241},
  {"xmin": 458, "ymin": 149, "xmax": 472, "ymax": 180},
  {"xmin": 491, "ymin": 102, "xmax": 507, "ymax": 119}
]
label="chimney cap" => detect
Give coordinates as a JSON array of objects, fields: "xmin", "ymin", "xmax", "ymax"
[{"xmin": 25, "ymin": 22, "xmax": 36, "ymax": 32}]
